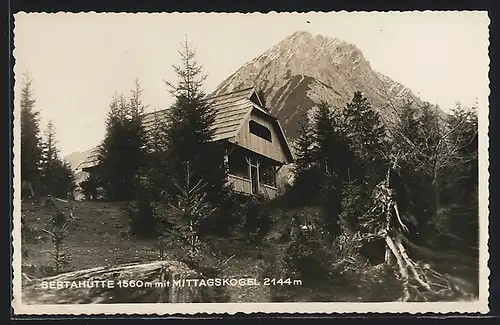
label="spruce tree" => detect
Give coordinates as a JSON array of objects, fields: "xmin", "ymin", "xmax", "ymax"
[
  {"xmin": 142, "ymin": 108, "xmax": 171, "ymax": 201},
  {"xmin": 39, "ymin": 121, "xmax": 76, "ymax": 198},
  {"xmin": 126, "ymin": 79, "xmax": 149, "ymax": 194},
  {"xmin": 20, "ymin": 73, "xmax": 43, "ymax": 196},
  {"xmin": 97, "ymin": 81, "xmax": 147, "ymax": 201},
  {"xmin": 311, "ymin": 101, "xmax": 354, "ymax": 234},
  {"xmin": 290, "ymin": 114, "xmax": 321, "ymax": 206},
  {"xmin": 40, "ymin": 121, "xmax": 59, "ymax": 173},
  {"xmin": 97, "ymin": 94, "xmax": 128, "ymax": 200},
  {"xmin": 163, "ymin": 37, "xmax": 231, "ymax": 221},
  {"xmin": 292, "ymin": 114, "xmax": 315, "ymax": 180},
  {"xmin": 343, "ymin": 91, "xmax": 388, "ymax": 183}
]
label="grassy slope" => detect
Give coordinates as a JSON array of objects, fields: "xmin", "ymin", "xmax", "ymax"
[
  {"xmin": 21, "ymin": 199, "xmax": 271, "ymax": 302},
  {"xmin": 21, "ymin": 199, "xmax": 478, "ymax": 303}
]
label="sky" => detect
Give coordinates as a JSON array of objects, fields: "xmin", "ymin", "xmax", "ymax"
[{"xmin": 13, "ymin": 11, "xmax": 490, "ymax": 157}]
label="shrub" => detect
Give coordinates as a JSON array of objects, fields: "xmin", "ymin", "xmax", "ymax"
[
  {"xmin": 241, "ymin": 194, "xmax": 273, "ymax": 243},
  {"xmin": 330, "ymin": 232, "xmax": 404, "ymax": 301},
  {"xmin": 123, "ymin": 179, "xmax": 165, "ymax": 239},
  {"xmin": 21, "ymin": 213, "xmax": 38, "ymax": 260},
  {"xmin": 280, "ymin": 209, "xmax": 338, "ymax": 287},
  {"xmin": 123, "ymin": 198, "xmax": 160, "ymax": 239},
  {"xmin": 21, "ymin": 212, "xmax": 39, "ymax": 244}
]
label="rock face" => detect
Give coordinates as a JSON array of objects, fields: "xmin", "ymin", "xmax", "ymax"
[
  {"xmin": 22, "ymin": 261, "xmax": 229, "ymax": 304},
  {"xmin": 212, "ymin": 31, "xmax": 423, "ymax": 141}
]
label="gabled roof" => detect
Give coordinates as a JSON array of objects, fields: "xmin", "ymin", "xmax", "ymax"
[
  {"xmin": 208, "ymin": 87, "xmax": 258, "ymax": 141},
  {"xmin": 141, "ymin": 87, "xmax": 257, "ymax": 142},
  {"xmin": 76, "ymin": 147, "xmax": 100, "ymax": 171},
  {"xmin": 77, "ymin": 87, "xmax": 293, "ymax": 171}
]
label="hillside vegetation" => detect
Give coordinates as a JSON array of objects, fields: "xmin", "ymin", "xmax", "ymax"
[{"xmin": 21, "ymin": 197, "xmax": 477, "ymax": 303}]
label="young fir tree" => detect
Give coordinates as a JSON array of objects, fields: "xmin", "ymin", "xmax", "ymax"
[
  {"xmin": 161, "ymin": 162, "xmax": 217, "ymax": 266},
  {"xmin": 163, "ymin": 37, "xmax": 233, "ymax": 233},
  {"xmin": 40, "ymin": 121, "xmax": 76, "ymax": 198},
  {"xmin": 20, "ymin": 73, "xmax": 43, "ymax": 196},
  {"xmin": 97, "ymin": 81, "xmax": 147, "ymax": 201}
]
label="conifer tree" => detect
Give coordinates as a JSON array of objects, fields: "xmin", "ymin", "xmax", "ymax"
[
  {"xmin": 97, "ymin": 80, "xmax": 148, "ymax": 201},
  {"xmin": 290, "ymin": 114, "xmax": 321, "ymax": 206},
  {"xmin": 20, "ymin": 73, "xmax": 43, "ymax": 196},
  {"xmin": 40, "ymin": 121, "xmax": 59, "ymax": 170},
  {"xmin": 293, "ymin": 114, "xmax": 315, "ymax": 179},
  {"xmin": 40, "ymin": 121, "xmax": 76, "ymax": 198},
  {"xmin": 97, "ymin": 94, "xmax": 128, "ymax": 200},
  {"xmin": 142, "ymin": 108, "xmax": 171, "ymax": 201},
  {"xmin": 163, "ymin": 37, "xmax": 231, "ymax": 216},
  {"xmin": 126, "ymin": 78, "xmax": 149, "ymax": 194},
  {"xmin": 311, "ymin": 101, "xmax": 355, "ymax": 234},
  {"xmin": 291, "ymin": 102, "xmax": 355, "ymax": 234},
  {"xmin": 343, "ymin": 91, "xmax": 388, "ymax": 183}
]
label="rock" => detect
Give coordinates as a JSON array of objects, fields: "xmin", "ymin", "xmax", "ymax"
[{"xmin": 22, "ymin": 260, "xmax": 227, "ymax": 304}]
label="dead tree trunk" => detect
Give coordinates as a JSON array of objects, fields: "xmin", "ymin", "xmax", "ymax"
[{"xmin": 357, "ymin": 162, "xmax": 475, "ymax": 302}]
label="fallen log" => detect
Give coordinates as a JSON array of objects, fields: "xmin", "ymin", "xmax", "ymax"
[{"xmin": 22, "ymin": 260, "xmax": 227, "ymax": 304}]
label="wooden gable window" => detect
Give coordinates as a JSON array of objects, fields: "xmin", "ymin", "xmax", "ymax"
[{"xmin": 249, "ymin": 120, "xmax": 272, "ymax": 142}]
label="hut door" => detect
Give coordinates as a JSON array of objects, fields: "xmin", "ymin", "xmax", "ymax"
[{"xmin": 251, "ymin": 165, "xmax": 259, "ymax": 194}]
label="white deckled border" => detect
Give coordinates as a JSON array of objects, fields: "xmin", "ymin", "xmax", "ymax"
[{"xmin": 11, "ymin": 10, "xmax": 491, "ymax": 315}]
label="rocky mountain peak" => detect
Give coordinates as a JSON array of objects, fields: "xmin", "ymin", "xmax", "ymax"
[{"xmin": 213, "ymin": 31, "xmax": 421, "ymax": 140}]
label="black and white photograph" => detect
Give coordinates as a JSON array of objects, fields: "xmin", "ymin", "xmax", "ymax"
[{"xmin": 12, "ymin": 11, "xmax": 490, "ymax": 314}]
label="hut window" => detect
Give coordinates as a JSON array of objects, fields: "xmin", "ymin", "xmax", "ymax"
[
  {"xmin": 228, "ymin": 152, "xmax": 249, "ymax": 179},
  {"xmin": 249, "ymin": 120, "xmax": 272, "ymax": 142},
  {"xmin": 259, "ymin": 163, "xmax": 276, "ymax": 187}
]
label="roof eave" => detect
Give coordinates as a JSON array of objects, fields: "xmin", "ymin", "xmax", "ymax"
[{"xmin": 275, "ymin": 119, "xmax": 294, "ymax": 164}]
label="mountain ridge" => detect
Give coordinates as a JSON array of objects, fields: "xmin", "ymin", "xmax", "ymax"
[{"xmin": 212, "ymin": 30, "xmax": 425, "ymax": 140}]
